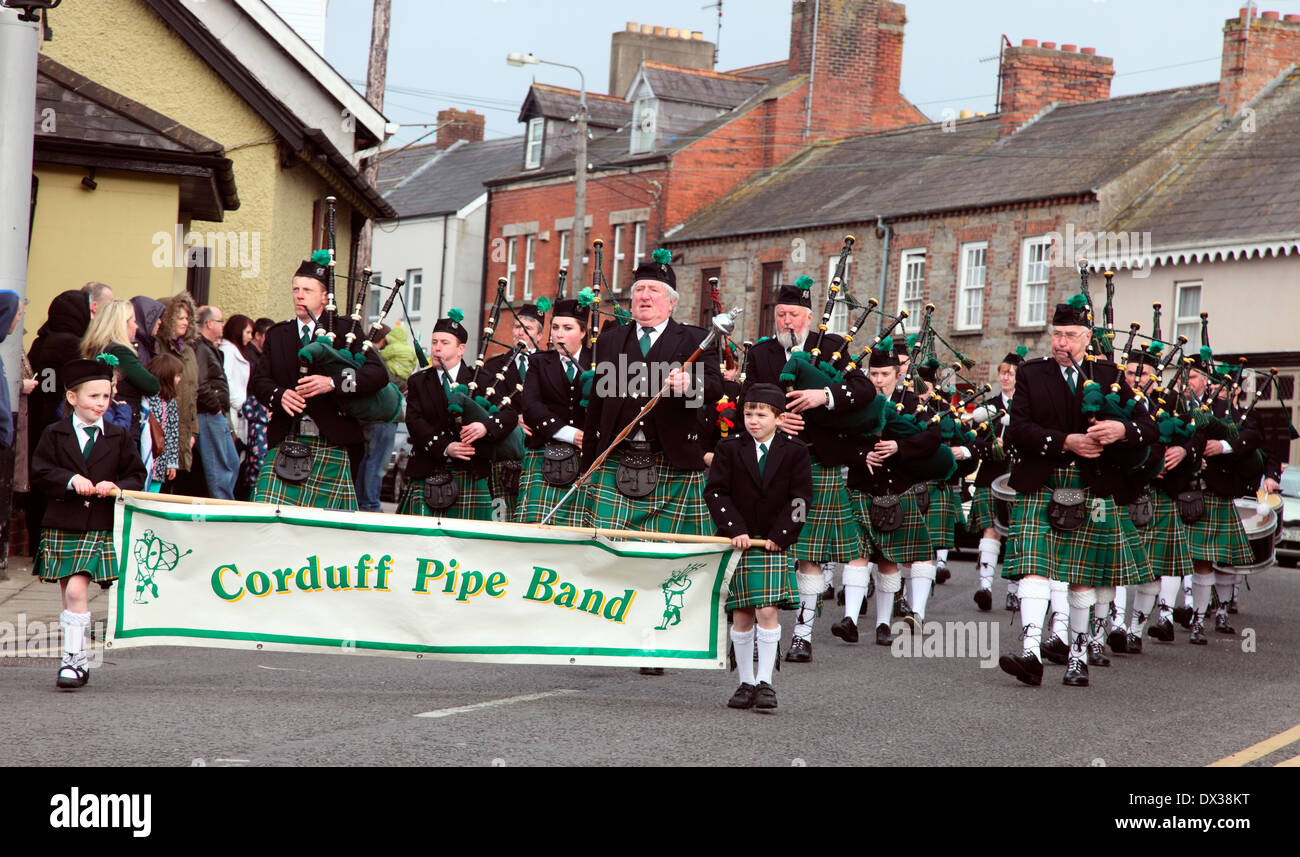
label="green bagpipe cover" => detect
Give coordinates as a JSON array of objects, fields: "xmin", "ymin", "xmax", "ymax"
[
  {"xmin": 880, "ymin": 405, "xmax": 958, "ymax": 483},
  {"xmin": 778, "ymin": 352, "xmax": 887, "ymax": 435},
  {"xmin": 446, "ymin": 385, "xmax": 526, "ymax": 461},
  {"xmin": 298, "ymin": 341, "xmax": 402, "ymax": 423}
]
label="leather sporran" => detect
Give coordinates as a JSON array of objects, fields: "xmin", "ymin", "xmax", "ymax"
[
  {"xmin": 1126, "ymin": 490, "xmax": 1154, "ymax": 528},
  {"xmin": 273, "ymin": 440, "xmax": 313, "ymax": 484},
  {"xmin": 615, "ymin": 449, "xmax": 658, "ymax": 499},
  {"xmin": 1175, "ymin": 489, "xmax": 1204, "ymax": 525},
  {"xmin": 869, "ymin": 493, "xmax": 903, "ymax": 532},
  {"xmin": 498, "ymin": 459, "xmax": 522, "ymax": 495},
  {"xmin": 910, "ymin": 482, "xmax": 931, "ymax": 515},
  {"xmin": 542, "ymin": 441, "xmax": 579, "ymax": 487},
  {"xmin": 1047, "ymin": 487, "xmax": 1087, "ymax": 532},
  {"xmin": 422, "ymin": 470, "xmax": 460, "ymax": 511}
]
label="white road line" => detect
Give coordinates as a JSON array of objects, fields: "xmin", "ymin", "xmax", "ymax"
[
  {"xmin": 414, "ymin": 689, "xmax": 576, "ymax": 719},
  {"xmin": 256, "ymin": 665, "xmax": 311, "ymax": 672}
]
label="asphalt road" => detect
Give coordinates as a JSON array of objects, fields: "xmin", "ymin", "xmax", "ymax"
[{"xmin": 5, "ymin": 557, "xmax": 1299, "ymax": 767}]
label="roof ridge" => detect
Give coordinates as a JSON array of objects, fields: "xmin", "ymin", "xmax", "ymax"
[
  {"xmin": 532, "ymin": 83, "xmax": 628, "ymax": 104},
  {"xmin": 642, "ymin": 61, "xmax": 765, "ymax": 83}
]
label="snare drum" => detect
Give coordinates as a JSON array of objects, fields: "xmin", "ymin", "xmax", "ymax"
[
  {"xmin": 1212, "ymin": 497, "xmax": 1279, "ymax": 574},
  {"xmin": 991, "ymin": 473, "xmax": 1018, "ymax": 537}
]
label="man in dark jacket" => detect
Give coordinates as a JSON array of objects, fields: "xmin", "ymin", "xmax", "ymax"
[{"xmin": 195, "ymin": 305, "xmax": 239, "ymax": 499}]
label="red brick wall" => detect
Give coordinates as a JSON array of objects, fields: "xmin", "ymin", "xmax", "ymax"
[
  {"xmin": 436, "ymin": 109, "xmax": 485, "ymax": 148},
  {"xmin": 1219, "ymin": 9, "xmax": 1300, "ymax": 116},
  {"xmin": 998, "ymin": 41, "xmax": 1114, "ymax": 137}
]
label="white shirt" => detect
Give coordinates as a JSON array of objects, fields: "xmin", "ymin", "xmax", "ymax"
[
  {"xmin": 551, "ymin": 355, "xmax": 582, "ymax": 445},
  {"xmin": 630, "ymin": 320, "xmax": 671, "ymax": 443},
  {"xmin": 68, "ymin": 414, "xmax": 106, "ymax": 488},
  {"xmin": 1060, "ymin": 364, "xmax": 1080, "ymax": 387},
  {"xmin": 754, "ymin": 434, "xmax": 775, "ymax": 471},
  {"xmin": 438, "ymin": 361, "xmax": 462, "ymax": 391}
]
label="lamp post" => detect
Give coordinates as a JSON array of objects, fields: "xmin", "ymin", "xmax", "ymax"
[{"xmin": 507, "ymin": 52, "xmax": 589, "ymax": 287}]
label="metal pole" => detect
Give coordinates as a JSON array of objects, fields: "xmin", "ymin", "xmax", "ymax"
[{"xmin": 570, "ymin": 73, "xmax": 588, "ymax": 288}]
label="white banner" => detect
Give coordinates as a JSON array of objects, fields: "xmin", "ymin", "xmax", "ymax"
[{"xmin": 107, "ymin": 495, "xmax": 741, "ymax": 669}]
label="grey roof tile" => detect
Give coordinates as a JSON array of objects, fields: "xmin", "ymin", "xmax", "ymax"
[{"xmin": 377, "ymin": 136, "xmax": 524, "ymax": 219}]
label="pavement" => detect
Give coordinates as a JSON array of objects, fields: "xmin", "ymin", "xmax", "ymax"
[{"xmin": 3, "ymin": 553, "xmax": 1299, "ymax": 767}]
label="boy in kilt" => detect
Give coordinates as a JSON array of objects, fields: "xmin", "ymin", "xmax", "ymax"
[
  {"xmin": 837, "ymin": 340, "xmax": 943, "ymax": 646},
  {"xmin": 482, "ymin": 303, "xmax": 544, "ymax": 521},
  {"xmin": 400, "ymin": 312, "xmax": 506, "ymax": 521},
  {"xmin": 31, "ymin": 356, "xmax": 147, "ymax": 689},
  {"xmin": 705, "ymin": 384, "xmax": 813, "ymax": 710},
  {"xmin": 997, "ymin": 296, "xmax": 1157, "ymax": 688},
  {"xmin": 516, "ymin": 299, "xmax": 590, "ymax": 526},
  {"xmin": 248, "ymin": 258, "xmax": 389, "ymax": 510},
  {"xmin": 740, "ymin": 276, "xmax": 876, "ymax": 663}
]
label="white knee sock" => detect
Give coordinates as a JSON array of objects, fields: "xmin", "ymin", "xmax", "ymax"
[
  {"xmin": 978, "ymin": 537, "xmax": 999, "ymax": 589},
  {"xmin": 1068, "ymin": 589, "xmax": 1098, "ymax": 653},
  {"xmin": 1008, "ymin": 579, "xmax": 1019, "ymax": 597},
  {"xmin": 1158, "ymin": 575, "xmax": 1181, "ymax": 619},
  {"xmin": 755, "ymin": 626, "xmax": 780, "ymax": 684},
  {"xmin": 1018, "ymin": 576, "xmax": 1050, "ymax": 659},
  {"xmin": 823, "ymin": 563, "xmax": 836, "ymax": 587},
  {"xmin": 874, "ymin": 569, "xmax": 901, "ymax": 628},
  {"xmin": 1182, "ymin": 573, "xmax": 1194, "ymax": 604},
  {"xmin": 1132, "ymin": 581, "xmax": 1159, "ymax": 632},
  {"xmin": 1049, "ymin": 580, "xmax": 1069, "ymax": 642},
  {"xmin": 1112, "ymin": 586, "xmax": 1128, "ymax": 632},
  {"xmin": 1213, "ymin": 572, "xmax": 1239, "ymax": 613},
  {"xmin": 841, "ymin": 562, "xmax": 871, "ymax": 626},
  {"xmin": 1093, "ymin": 585, "xmax": 1116, "ymax": 635},
  {"xmin": 909, "ymin": 562, "xmax": 936, "ymax": 620},
  {"xmin": 794, "ymin": 573, "xmax": 824, "ymax": 641},
  {"xmin": 731, "ymin": 626, "xmax": 756, "ymax": 685},
  {"xmin": 60, "ymin": 610, "xmax": 91, "ymax": 669},
  {"xmin": 936, "ymin": 549, "xmax": 949, "ymax": 566},
  {"xmin": 1192, "ymin": 574, "xmax": 1214, "ymax": 620}
]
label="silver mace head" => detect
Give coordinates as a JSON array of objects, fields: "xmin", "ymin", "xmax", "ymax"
[{"xmin": 705, "ymin": 306, "xmax": 744, "ymax": 347}]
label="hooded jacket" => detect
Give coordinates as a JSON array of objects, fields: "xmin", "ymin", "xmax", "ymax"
[
  {"xmin": 27, "ymin": 289, "xmax": 91, "ymax": 460},
  {"xmin": 157, "ymin": 292, "xmax": 199, "ymax": 470},
  {"xmin": 130, "ymin": 296, "xmax": 165, "ymax": 366}
]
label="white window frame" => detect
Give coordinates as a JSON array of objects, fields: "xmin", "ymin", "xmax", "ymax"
[
  {"xmin": 504, "ymin": 237, "xmax": 517, "ymax": 301},
  {"xmin": 827, "ymin": 255, "xmax": 852, "ymax": 336},
  {"xmin": 524, "ymin": 117, "xmax": 544, "ymax": 169},
  {"xmin": 957, "ymin": 241, "xmax": 987, "ymax": 331},
  {"xmin": 898, "ymin": 249, "xmax": 926, "ymax": 321},
  {"xmin": 633, "ymin": 222, "xmax": 647, "ymax": 271},
  {"xmin": 559, "ymin": 229, "xmax": 570, "ymax": 272},
  {"xmin": 1019, "ymin": 236, "xmax": 1052, "ymax": 327},
  {"xmin": 611, "ymin": 224, "xmax": 626, "ymax": 292},
  {"xmin": 1174, "ymin": 280, "xmax": 1202, "ymax": 345},
  {"xmin": 523, "ymin": 235, "xmax": 535, "ymax": 300},
  {"xmin": 405, "ymin": 268, "xmax": 423, "ymax": 319},
  {"xmin": 367, "ymin": 270, "xmax": 383, "ymax": 324}
]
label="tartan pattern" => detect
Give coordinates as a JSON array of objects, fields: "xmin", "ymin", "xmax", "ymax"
[
  {"xmin": 966, "ymin": 485, "xmax": 998, "ymax": 534},
  {"xmin": 925, "ymin": 483, "xmax": 960, "ymax": 549},
  {"xmin": 488, "ymin": 460, "xmax": 522, "ymax": 521},
  {"xmin": 253, "ymin": 436, "xmax": 356, "ymax": 511},
  {"xmin": 514, "ymin": 448, "xmax": 587, "ymax": 526},
  {"xmin": 726, "ymin": 547, "xmax": 798, "ymax": 611},
  {"xmin": 38, "ymin": 528, "xmax": 116, "ymax": 583},
  {"xmin": 1118, "ymin": 508, "xmax": 1154, "ymax": 583},
  {"xmin": 582, "ymin": 450, "xmax": 712, "ymax": 536},
  {"xmin": 1136, "ymin": 490, "xmax": 1194, "ymax": 577},
  {"xmin": 399, "ymin": 469, "xmax": 495, "ymax": 521},
  {"xmin": 1185, "ymin": 491, "xmax": 1253, "ymax": 565},
  {"xmin": 850, "ymin": 489, "xmax": 934, "ymax": 564},
  {"xmin": 792, "ymin": 462, "xmax": 859, "ymax": 563},
  {"xmin": 1003, "ymin": 466, "xmax": 1151, "ymax": 586}
]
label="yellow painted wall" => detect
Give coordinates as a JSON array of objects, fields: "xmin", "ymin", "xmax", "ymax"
[
  {"xmin": 25, "ymin": 165, "xmax": 180, "ymax": 349},
  {"xmin": 38, "ymin": 0, "xmax": 359, "ymax": 325}
]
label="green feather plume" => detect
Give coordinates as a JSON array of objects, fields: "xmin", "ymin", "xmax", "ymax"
[
  {"xmin": 311, "ymin": 249, "xmax": 332, "ymax": 266},
  {"xmin": 794, "ymin": 275, "xmax": 815, "ymax": 291},
  {"xmin": 1149, "ymin": 341, "xmax": 1164, "ymax": 357},
  {"xmin": 877, "ymin": 336, "xmax": 894, "ymax": 353},
  {"xmin": 95, "ymin": 353, "xmax": 119, "ymax": 367},
  {"xmin": 448, "ymin": 308, "xmax": 464, "ymax": 323},
  {"xmin": 924, "ymin": 356, "xmax": 941, "ymax": 370},
  {"xmin": 614, "ymin": 304, "xmax": 631, "ymax": 324},
  {"xmin": 1199, "ymin": 345, "xmax": 1213, "ymax": 362},
  {"xmin": 652, "ymin": 248, "xmax": 672, "ymax": 265},
  {"xmin": 1016, "ymin": 345, "xmax": 1028, "ymax": 358},
  {"xmin": 576, "ymin": 287, "xmax": 595, "ymax": 308},
  {"xmin": 535, "ymin": 296, "xmax": 552, "ymax": 313},
  {"xmin": 1067, "ymin": 293, "xmax": 1088, "ymax": 309},
  {"xmin": 906, "ymin": 334, "xmax": 918, "ymax": 350}
]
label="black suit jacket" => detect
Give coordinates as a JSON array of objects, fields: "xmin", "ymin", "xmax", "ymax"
[
  {"xmin": 247, "ymin": 318, "xmax": 390, "ymax": 451},
  {"xmin": 970, "ymin": 393, "xmax": 1012, "ymax": 487},
  {"xmin": 705, "ymin": 432, "xmax": 813, "ymax": 548},
  {"xmin": 480, "ymin": 349, "xmax": 532, "ymax": 443},
  {"xmin": 404, "ymin": 363, "xmax": 513, "ymax": 480},
  {"xmin": 582, "ymin": 318, "xmax": 722, "ymax": 471},
  {"xmin": 1007, "ymin": 357, "xmax": 1156, "ymax": 496},
  {"xmin": 1198, "ymin": 397, "xmax": 1265, "ymax": 497},
  {"xmin": 521, "ymin": 348, "xmax": 589, "ymax": 450},
  {"xmin": 741, "ymin": 333, "xmax": 875, "ymax": 465},
  {"xmin": 31, "ymin": 418, "xmax": 147, "ymax": 531},
  {"xmin": 845, "ymin": 408, "xmax": 943, "ymax": 495}
]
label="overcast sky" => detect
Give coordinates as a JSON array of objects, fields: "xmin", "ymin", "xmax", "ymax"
[{"xmin": 323, "ymin": 0, "xmax": 1294, "ymax": 147}]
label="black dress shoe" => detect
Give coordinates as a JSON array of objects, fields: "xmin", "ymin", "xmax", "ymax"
[
  {"xmin": 1214, "ymin": 612, "xmax": 1235, "ymax": 635},
  {"xmin": 875, "ymin": 623, "xmax": 896, "ymax": 646},
  {"xmin": 1087, "ymin": 642, "xmax": 1111, "ymax": 667},
  {"xmin": 1147, "ymin": 616, "xmax": 1175, "ymax": 642},
  {"xmin": 974, "ymin": 588, "xmax": 993, "ymax": 612},
  {"xmin": 1107, "ymin": 628, "xmax": 1128, "ymax": 654},
  {"xmin": 639, "ymin": 667, "xmax": 665, "ymax": 676},
  {"xmin": 1189, "ymin": 621, "xmax": 1208, "ymax": 645},
  {"xmin": 1125, "ymin": 633, "xmax": 1143, "ymax": 654},
  {"xmin": 824, "ymin": 584, "xmax": 835, "ymax": 601},
  {"xmin": 1063, "ymin": 655, "xmax": 1090, "ymax": 687},
  {"xmin": 998, "ymin": 652, "xmax": 1043, "ymax": 686},
  {"xmin": 935, "ymin": 564, "xmax": 951, "ymax": 585},
  {"xmin": 1173, "ymin": 605, "xmax": 1193, "ymax": 628},
  {"xmin": 836, "ymin": 587, "xmax": 846, "ymax": 606},
  {"xmin": 56, "ymin": 663, "xmax": 88, "ymax": 690},
  {"xmin": 753, "ymin": 681, "xmax": 778, "ymax": 710},
  {"xmin": 1005, "ymin": 593, "xmax": 1020, "ymax": 612},
  {"xmin": 1040, "ymin": 636, "xmax": 1070, "ymax": 665},
  {"xmin": 830, "ymin": 616, "xmax": 859, "ymax": 644},
  {"xmin": 893, "ymin": 593, "xmax": 911, "ymax": 619},
  {"xmin": 727, "ymin": 683, "xmax": 757, "ymax": 709},
  {"xmin": 785, "ymin": 636, "xmax": 812, "ymax": 662}
]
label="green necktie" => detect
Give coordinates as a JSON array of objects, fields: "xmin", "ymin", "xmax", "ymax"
[
  {"xmin": 300, "ymin": 324, "xmax": 311, "ymax": 347},
  {"xmin": 639, "ymin": 326, "xmax": 654, "ymax": 357},
  {"xmin": 82, "ymin": 426, "xmax": 99, "ymax": 460},
  {"xmin": 758, "ymin": 442, "xmax": 768, "ymax": 477},
  {"xmin": 441, "ymin": 371, "xmax": 452, "ymax": 395},
  {"xmin": 1065, "ymin": 367, "xmax": 1077, "ymax": 394},
  {"xmin": 565, "ymin": 359, "xmax": 576, "ymax": 382},
  {"xmin": 518, "ymin": 355, "xmax": 527, "ymax": 380}
]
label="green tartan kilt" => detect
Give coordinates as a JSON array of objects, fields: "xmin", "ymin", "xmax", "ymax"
[
  {"xmin": 967, "ymin": 485, "xmax": 997, "ymax": 534},
  {"xmin": 726, "ymin": 547, "xmax": 798, "ymax": 611},
  {"xmin": 850, "ymin": 489, "xmax": 933, "ymax": 564},
  {"xmin": 792, "ymin": 462, "xmax": 859, "ymax": 563},
  {"xmin": 253, "ymin": 436, "xmax": 357, "ymax": 511},
  {"xmin": 38, "ymin": 528, "xmax": 117, "ymax": 584},
  {"xmin": 925, "ymin": 482, "xmax": 960, "ymax": 549},
  {"xmin": 399, "ymin": 469, "xmax": 495, "ymax": 521},
  {"xmin": 581, "ymin": 450, "xmax": 712, "ymax": 537},
  {"xmin": 1185, "ymin": 492, "xmax": 1253, "ymax": 565},
  {"xmin": 1003, "ymin": 466, "xmax": 1151, "ymax": 586},
  {"xmin": 1135, "ymin": 490, "xmax": 1194, "ymax": 578},
  {"xmin": 514, "ymin": 448, "xmax": 587, "ymax": 527},
  {"xmin": 488, "ymin": 459, "xmax": 523, "ymax": 520}
]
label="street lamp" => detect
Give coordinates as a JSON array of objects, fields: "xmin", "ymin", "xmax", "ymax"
[{"xmin": 507, "ymin": 52, "xmax": 589, "ymax": 287}]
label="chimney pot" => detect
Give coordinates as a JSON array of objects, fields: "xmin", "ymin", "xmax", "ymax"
[
  {"xmin": 1041, "ymin": 41, "xmax": 1057, "ymax": 49},
  {"xmin": 1285, "ymin": 13, "xmax": 1300, "ymax": 22},
  {"xmin": 1080, "ymin": 46, "xmax": 1096, "ymax": 54},
  {"xmin": 640, "ymin": 23, "xmax": 653, "ymax": 34},
  {"xmin": 666, "ymin": 27, "xmax": 679, "ymax": 38},
  {"xmin": 626, "ymin": 22, "xmax": 638, "ymax": 31},
  {"xmin": 1021, "ymin": 38, "xmax": 1038, "ymax": 48},
  {"xmin": 1261, "ymin": 10, "xmax": 1279, "ymax": 21},
  {"xmin": 653, "ymin": 25, "xmax": 665, "ymax": 36},
  {"xmin": 1061, "ymin": 43, "xmax": 1078, "ymax": 52},
  {"xmin": 691, "ymin": 30, "xmax": 704, "ymax": 40}
]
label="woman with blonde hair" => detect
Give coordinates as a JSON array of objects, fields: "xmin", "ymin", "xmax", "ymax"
[{"xmin": 80, "ymin": 298, "xmax": 159, "ymax": 435}]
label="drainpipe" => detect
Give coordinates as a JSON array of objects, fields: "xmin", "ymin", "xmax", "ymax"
[{"xmin": 876, "ymin": 216, "xmax": 891, "ymax": 335}]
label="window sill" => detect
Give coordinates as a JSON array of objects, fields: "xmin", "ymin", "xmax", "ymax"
[
  {"xmin": 1010, "ymin": 324, "xmax": 1046, "ymax": 334},
  {"xmin": 949, "ymin": 327, "xmax": 983, "ymax": 337}
]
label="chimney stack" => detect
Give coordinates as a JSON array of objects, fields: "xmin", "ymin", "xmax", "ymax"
[
  {"xmin": 436, "ymin": 108, "xmax": 485, "ymax": 148},
  {"xmin": 997, "ymin": 39, "xmax": 1114, "ymax": 137},
  {"xmin": 1218, "ymin": 8, "xmax": 1300, "ymax": 116},
  {"xmin": 608, "ymin": 22, "xmax": 716, "ymax": 97}
]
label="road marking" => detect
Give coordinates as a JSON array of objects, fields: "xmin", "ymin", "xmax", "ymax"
[
  {"xmin": 1209, "ymin": 723, "xmax": 1300, "ymax": 767},
  {"xmin": 256, "ymin": 665, "xmax": 311, "ymax": 672},
  {"xmin": 414, "ymin": 689, "xmax": 575, "ymax": 719},
  {"xmin": 5, "ymin": 643, "xmax": 103, "ymax": 658},
  {"xmin": 1274, "ymin": 754, "xmax": 1300, "ymax": 767}
]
